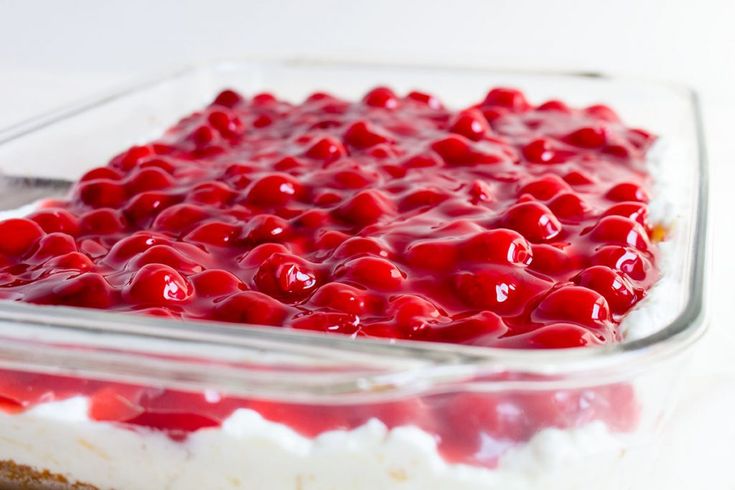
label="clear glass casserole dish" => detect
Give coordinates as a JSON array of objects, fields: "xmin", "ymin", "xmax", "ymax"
[{"xmin": 0, "ymin": 61, "xmax": 707, "ymax": 490}]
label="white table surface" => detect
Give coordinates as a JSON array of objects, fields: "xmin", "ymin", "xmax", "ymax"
[{"xmin": 0, "ymin": 0, "xmax": 733, "ymax": 488}]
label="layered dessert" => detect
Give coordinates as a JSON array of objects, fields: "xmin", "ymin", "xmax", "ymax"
[{"xmin": 0, "ymin": 85, "xmax": 664, "ymax": 489}]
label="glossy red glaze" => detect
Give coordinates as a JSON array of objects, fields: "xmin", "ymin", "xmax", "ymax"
[{"xmin": 0, "ymin": 86, "xmax": 659, "ymax": 345}]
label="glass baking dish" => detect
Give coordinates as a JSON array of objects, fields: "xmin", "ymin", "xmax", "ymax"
[{"xmin": 0, "ymin": 60, "xmax": 707, "ymax": 490}]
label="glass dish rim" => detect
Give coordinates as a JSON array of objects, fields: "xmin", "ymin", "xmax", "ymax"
[{"xmin": 0, "ymin": 58, "xmax": 709, "ymax": 380}]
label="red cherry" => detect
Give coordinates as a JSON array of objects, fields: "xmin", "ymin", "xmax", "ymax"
[
  {"xmin": 125, "ymin": 167, "xmax": 174, "ymax": 194},
  {"xmin": 584, "ymin": 104, "xmax": 620, "ymax": 122},
  {"xmin": 28, "ymin": 208, "xmax": 80, "ymax": 236},
  {"xmin": 522, "ymin": 138, "xmax": 569, "ymax": 164},
  {"xmin": 363, "ymin": 87, "xmax": 399, "ymax": 109},
  {"xmin": 304, "ymin": 137, "xmax": 347, "ymax": 163},
  {"xmin": 518, "ymin": 174, "xmax": 570, "ymax": 200},
  {"xmin": 337, "ymin": 256, "xmax": 405, "ymax": 291},
  {"xmin": 563, "ymin": 170, "xmax": 595, "ymax": 186},
  {"xmin": 111, "ymin": 145, "xmax": 155, "ymax": 171},
  {"xmin": 431, "ymin": 135, "xmax": 504, "ymax": 166},
  {"xmin": 253, "ymin": 114, "xmax": 273, "ymax": 128},
  {"xmin": 246, "ymin": 173, "xmax": 303, "ymax": 207},
  {"xmin": 468, "ymin": 180, "xmax": 493, "ymax": 204},
  {"xmin": 503, "ymin": 201, "xmax": 562, "ymax": 242},
  {"xmin": 482, "ymin": 87, "xmax": 530, "ymax": 111},
  {"xmin": 605, "ymin": 182, "xmax": 650, "ymax": 203},
  {"xmin": 102, "ymin": 402, "xmax": 211, "ymax": 438},
  {"xmin": 273, "ymin": 157, "xmax": 305, "ymax": 173},
  {"xmin": 549, "ymin": 192, "xmax": 588, "ymax": 221},
  {"xmin": 574, "ymin": 265, "xmax": 638, "ymax": 314},
  {"xmin": 627, "ymin": 128, "xmax": 655, "ymax": 150},
  {"xmin": 460, "ymin": 229, "xmax": 532, "ymax": 266},
  {"xmin": 207, "ymin": 109, "xmax": 244, "ymax": 137},
  {"xmin": 454, "ymin": 267, "xmax": 529, "ymax": 315},
  {"xmin": 187, "ymin": 125, "xmax": 217, "ymax": 148},
  {"xmin": 332, "ymin": 237, "xmax": 391, "ymax": 260},
  {"xmin": 242, "ymin": 214, "xmax": 290, "ymax": 243},
  {"xmin": 238, "ymin": 244, "xmax": 290, "ymax": 270},
  {"xmin": 138, "ymin": 157, "xmax": 177, "ymax": 174},
  {"xmin": 190, "ymin": 269, "xmax": 246, "ymax": 298},
  {"xmin": 28, "ymin": 233, "xmax": 77, "ymax": 262},
  {"xmin": 124, "ymin": 263, "xmax": 191, "ymax": 306},
  {"xmin": 343, "ymin": 121, "xmax": 391, "ymax": 149},
  {"xmin": 591, "ymin": 245, "xmax": 650, "ymax": 281},
  {"xmin": 533, "ymin": 286, "xmax": 611, "ymax": 328},
  {"xmin": 589, "ymin": 216, "xmax": 651, "ymax": 251},
  {"xmin": 313, "ymin": 230, "xmax": 348, "ymax": 253},
  {"xmin": 402, "ymin": 153, "xmax": 441, "ymax": 169},
  {"xmin": 406, "ymin": 90, "xmax": 443, "ymax": 109},
  {"xmin": 79, "ymin": 209, "xmax": 127, "ymax": 235},
  {"xmin": 189, "ymin": 181, "xmax": 237, "ymax": 206},
  {"xmin": 123, "ymin": 191, "xmax": 181, "ymax": 226},
  {"xmin": 431, "ymin": 135, "xmax": 472, "ymax": 165},
  {"xmin": 368, "ymin": 143, "xmax": 399, "ymax": 160},
  {"xmin": 305, "ymin": 92, "xmax": 338, "ymax": 103},
  {"xmin": 291, "ymin": 311, "xmax": 360, "ymax": 335},
  {"xmin": 211, "ymin": 89, "xmax": 244, "ymax": 108},
  {"xmin": 214, "ymin": 291, "xmax": 289, "ymax": 326},
  {"xmin": 527, "ymin": 243, "xmax": 573, "ymax": 276},
  {"xmin": 105, "ymin": 233, "xmax": 171, "ymax": 265},
  {"xmin": 505, "ymin": 323, "xmax": 603, "ymax": 349},
  {"xmin": 152, "ymin": 203, "xmax": 210, "ymax": 233},
  {"xmin": 221, "ymin": 163, "xmax": 256, "ymax": 189},
  {"xmin": 435, "ymin": 392, "xmax": 527, "ymax": 461},
  {"xmin": 405, "ymin": 240, "xmax": 458, "ymax": 271},
  {"xmin": 44, "ymin": 252, "xmax": 95, "ymax": 272},
  {"xmin": 185, "ymin": 221, "xmax": 241, "ymax": 247},
  {"xmin": 399, "ymin": 188, "xmax": 449, "ymax": 211},
  {"xmin": 77, "ymin": 180, "xmax": 126, "ymax": 208},
  {"xmin": 387, "ymin": 294, "xmax": 443, "ymax": 337},
  {"xmin": 310, "ymin": 282, "xmax": 369, "ymax": 315},
  {"xmin": 130, "ymin": 245, "xmax": 203, "ymax": 274},
  {"xmin": 252, "ymin": 92, "xmax": 277, "ymax": 105},
  {"xmin": 536, "ymin": 100, "xmax": 571, "ymax": 112},
  {"xmin": 334, "ymin": 189, "xmax": 396, "ymax": 227},
  {"xmin": 603, "ymin": 143, "xmax": 633, "ymax": 160},
  {"xmin": 35, "ymin": 272, "xmax": 113, "ymax": 309},
  {"xmin": 449, "ymin": 109, "xmax": 490, "ymax": 141},
  {"xmin": 80, "ymin": 166, "xmax": 123, "ymax": 182},
  {"xmin": 293, "ymin": 209, "xmax": 332, "ymax": 230},
  {"xmin": 254, "ymin": 253, "xmax": 318, "ymax": 300},
  {"xmin": 313, "ymin": 190, "xmax": 342, "ymax": 207},
  {"xmin": 564, "ymin": 127, "xmax": 607, "ymax": 148},
  {"xmin": 0, "ymin": 219, "xmax": 45, "ymax": 256},
  {"xmin": 602, "ymin": 202, "xmax": 648, "ymax": 227},
  {"xmin": 424, "ymin": 311, "xmax": 508, "ymax": 345}
]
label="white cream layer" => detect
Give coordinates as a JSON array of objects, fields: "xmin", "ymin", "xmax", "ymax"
[{"xmin": 0, "ymin": 397, "xmax": 651, "ymax": 490}]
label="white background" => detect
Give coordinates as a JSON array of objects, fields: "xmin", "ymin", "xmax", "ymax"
[{"xmin": 0, "ymin": 0, "xmax": 733, "ymax": 488}]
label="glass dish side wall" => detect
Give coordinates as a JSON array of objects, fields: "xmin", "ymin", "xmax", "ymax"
[
  {"xmin": 0, "ymin": 62, "xmax": 707, "ymax": 489},
  {"xmin": 0, "ymin": 350, "xmax": 691, "ymax": 489}
]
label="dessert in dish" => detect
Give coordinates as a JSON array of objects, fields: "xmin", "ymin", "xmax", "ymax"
[
  {"xmin": 0, "ymin": 86, "xmax": 658, "ymax": 347},
  {"xmin": 0, "ymin": 84, "xmax": 667, "ymax": 489}
]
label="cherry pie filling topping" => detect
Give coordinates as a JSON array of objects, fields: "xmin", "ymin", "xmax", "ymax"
[{"xmin": 0, "ymin": 86, "xmax": 658, "ymax": 466}]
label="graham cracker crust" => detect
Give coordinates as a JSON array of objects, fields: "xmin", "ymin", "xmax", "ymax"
[{"xmin": 0, "ymin": 460, "xmax": 97, "ymax": 490}]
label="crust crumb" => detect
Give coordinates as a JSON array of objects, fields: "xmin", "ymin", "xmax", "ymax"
[
  {"xmin": 0, "ymin": 460, "xmax": 97, "ymax": 489},
  {"xmin": 388, "ymin": 467, "xmax": 408, "ymax": 482}
]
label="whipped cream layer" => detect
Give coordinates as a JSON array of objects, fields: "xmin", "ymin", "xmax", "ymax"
[{"xmin": 0, "ymin": 398, "xmax": 651, "ymax": 490}]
